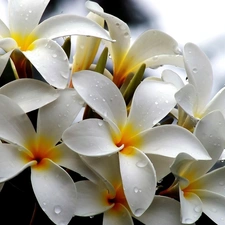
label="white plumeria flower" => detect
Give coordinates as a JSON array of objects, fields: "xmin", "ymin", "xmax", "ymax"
[
  {"xmin": 85, "ymin": 1, "xmax": 184, "ymax": 87},
  {"xmin": 0, "ymin": 0, "xmax": 112, "ymax": 88},
  {"xmin": 175, "ymin": 43, "xmax": 225, "ymax": 130},
  {"xmin": 163, "ymin": 111, "xmax": 225, "ymax": 224},
  {"xmin": 0, "ymin": 90, "xmax": 98, "ymax": 225},
  {"xmin": 75, "ymin": 154, "xmax": 184, "ymax": 225},
  {"xmin": 63, "ymin": 70, "xmax": 211, "ymax": 216},
  {"xmin": 0, "ymin": 78, "xmax": 58, "ymax": 112}
]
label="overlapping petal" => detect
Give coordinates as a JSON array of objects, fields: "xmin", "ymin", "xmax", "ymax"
[
  {"xmin": 31, "ymin": 159, "xmax": 77, "ymax": 225},
  {"xmin": 75, "ymin": 180, "xmax": 113, "ymax": 216},
  {"xmin": 0, "ymin": 50, "xmax": 13, "ymax": 75},
  {"xmin": 23, "ymin": 39, "xmax": 70, "ymax": 88},
  {"xmin": 0, "ymin": 95, "xmax": 36, "ymax": 146},
  {"xmin": 0, "ymin": 19, "xmax": 10, "ymax": 37},
  {"xmin": 0, "ymin": 143, "xmax": 35, "ymax": 182},
  {"xmin": 137, "ymin": 196, "xmax": 184, "ymax": 225},
  {"xmin": 37, "ymin": 88, "xmax": 83, "ymax": 146},
  {"xmin": 63, "ymin": 119, "xmax": 121, "ymax": 156},
  {"xmin": 0, "ymin": 78, "xmax": 59, "ymax": 112},
  {"xmin": 0, "ymin": 38, "xmax": 17, "ymax": 51},
  {"xmin": 119, "ymin": 148, "xmax": 156, "ymax": 216}
]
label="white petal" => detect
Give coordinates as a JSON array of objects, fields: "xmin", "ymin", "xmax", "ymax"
[
  {"xmin": 0, "ymin": 19, "xmax": 10, "ymax": 37},
  {"xmin": 85, "ymin": 0, "xmax": 131, "ymax": 72},
  {"xmin": 189, "ymin": 166, "xmax": 225, "ymax": 196},
  {"xmin": 194, "ymin": 111, "xmax": 225, "ymax": 171},
  {"xmin": 0, "ymin": 78, "xmax": 59, "ymax": 112},
  {"xmin": 31, "ymin": 159, "xmax": 77, "ymax": 225},
  {"xmin": 0, "ymin": 38, "xmax": 17, "ymax": 51},
  {"xmin": 175, "ymin": 84, "xmax": 197, "ymax": 117},
  {"xmin": 119, "ymin": 148, "xmax": 156, "ymax": 216},
  {"xmin": 37, "ymin": 89, "xmax": 83, "ymax": 146},
  {"xmin": 103, "ymin": 204, "xmax": 134, "ymax": 225},
  {"xmin": 9, "ymin": 0, "xmax": 49, "ymax": 38},
  {"xmin": 0, "ymin": 51, "xmax": 12, "ymax": 76},
  {"xmin": 29, "ymin": 14, "xmax": 112, "ymax": 41},
  {"xmin": 179, "ymin": 188, "xmax": 202, "ymax": 224},
  {"xmin": 184, "ymin": 43, "xmax": 213, "ymax": 110},
  {"xmin": 75, "ymin": 180, "xmax": 113, "ymax": 216},
  {"xmin": 53, "ymin": 143, "xmax": 100, "ymax": 183},
  {"xmin": 0, "ymin": 143, "xmax": 35, "ymax": 182},
  {"xmin": 161, "ymin": 69, "xmax": 185, "ymax": 90},
  {"xmin": 194, "ymin": 190, "xmax": 225, "ymax": 225},
  {"xmin": 0, "ymin": 95, "xmax": 36, "ymax": 146},
  {"xmin": 137, "ymin": 125, "xmax": 211, "ymax": 160},
  {"xmin": 23, "ymin": 39, "xmax": 70, "ymax": 89},
  {"xmin": 122, "ymin": 30, "xmax": 182, "ymax": 74},
  {"xmin": 136, "ymin": 196, "xmax": 183, "ymax": 225},
  {"xmin": 63, "ymin": 119, "xmax": 121, "ymax": 156},
  {"xmin": 203, "ymin": 87, "xmax": 225, "ymax": 117},
  {"xmin": 72, "ymin": 70, "xmax": 127, "ymax": 134},
  {"xmin": 127, "ymin": 79, "xmax": 177, "ymax": 134}
]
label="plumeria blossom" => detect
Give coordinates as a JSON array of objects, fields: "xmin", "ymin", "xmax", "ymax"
[
  {"xmin": 0, "ymin": 0, "xmax": 112, "ymax": 88},
  {"xmin": 75, "ymin": 154, "xmax": 184, "ymax": 225},
  {"xmin": 175, "ymin": 43, "xmax": 225, "ymax": 131},
  {"xmin": 0, "ymin": 90, "xmax": 99, "ymax": 225},
  {"xmin": 85, "ymin": 1, "xmax": 184, "ymax": 87},
  {"xmin": 162, "ymin": 111, "xmax": 225, "ymax": 224},
  {"xmin": 63, "ymin": 70, "xmax": 211, "ymax": 216}
]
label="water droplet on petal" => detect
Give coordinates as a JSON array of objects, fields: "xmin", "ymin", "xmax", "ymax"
[
  {"xmin": 184, "ymin": 218, "xmax": 194, "ymax": 223},
  {"xmin": 136, "ymin": 160, "xmax": 148, "ymax": 168},
  {"xmin": 52, "ymin": 54, "xmax": 57, "ymax": 58},
  {"xmin": 54, "ymin": 205, "xmax": 62, "ymax": 214},
  {"xmin": 194, "ymin": 205, "xmax": 201, "ymax": 213},
  {"xmin": 134, "ymin": 187, "xmax": 139, "ymax": 193},
  {"xmin": 219, "ymin": 181, "xmax": 225, "ymax": 186},
  {"xmin": 134, "ymin": 208, "xmax": 145, "ymax": 216},
  {"xmin": 98, "ymin": 121, "xmax": 103, "ymax": 127},
  {"xmin": 192, "ymin": 68, "xmax": 198, "ymax": 73}
]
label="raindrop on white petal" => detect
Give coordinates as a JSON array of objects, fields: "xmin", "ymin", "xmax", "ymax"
[
  {"xmin": 54, "ymin": 205, "xmax": 62, "ymax": 214},
  {"xmin": 184, "ymin": 218, "xmax": 195, "ymax": 223},
  {"xmin": 134, "ymin": 208, "xmax": 145, "ymax": 216},
  {"xmin": 52, "ymin": 54, "xmax": 57, "ymax": 58},
  {"xmin": 134, "ymin": 187, "xmax": 139, "ymax": 193},
  {"xmin": 173, "ymin": 46, "xmax": 182, "ymax": 54},
  {"xmin": 219, "ymin": 181, "xmax": 225, "ymax": 186},
  {"xmin": 192, "ymin": 68, "xmax": 198, "ymax": 73},
  {"xmin": 98, "ymin": 121, "xmax": 103, "ymax": 127},
  {"xmin": 136, "ymin": 160, "xmax": 148, "ymax": 168},
  {"xmin": 194, "ymin": 205, "xmax": 201, "ymax": 213},
  {"xmin": 89, "ymin": 216, "xmax": 94, "ymax": 219},
  {"xmin": 211, "ymin": 208, "xmax": 217, "ymax": 213}
]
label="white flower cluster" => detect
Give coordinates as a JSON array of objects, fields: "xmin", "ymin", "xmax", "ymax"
[{"xmin": 0, "ymin": 1, "xmax": 225, "ymax": 225}]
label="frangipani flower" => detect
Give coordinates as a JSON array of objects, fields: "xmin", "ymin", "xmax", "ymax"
[
  {"xmin": 85, "ymin": 1, "xmax": 184, "ymax": 87},
  {"xmin": 0, "ymin": 0, "xmax": 112, "ymax": 88},
  {"xmin": 175, "ymin": 43, "xmax": 225, "ymax": 130},
  {"xmin": 162, "ymin": 111, "xmax": 225, "ymax": 224},
  {"xmin": 0, "ymin": 90, "xmax": 97, "ymax": 225},
  {"xmin": 75, "ymin": 154, "xmax": 184, "ymax": 225},
  {"xmin": 63, "ymin": 70, "xmax": 211, "ymax": 216}
]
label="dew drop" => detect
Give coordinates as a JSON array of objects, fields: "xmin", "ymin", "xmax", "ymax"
[
  {"xmin": 184, "ymin": 218, "xmax": 194, "ymax": 223},
  {"xmin": 155, "ymin": 101, "xmax": 158, "ymax": 105},
  {"xmin": 211, "ymin": 207, "xmax": 217, "ymax": 213},
  {"xmin": 98, "ymin": 121, "xmax": 103, "ymax": 127},
  {"xmin": 54, "ymin": 205, "xmax": 62, "ymax": 214},
  {"xmin": 136, "ymin": 160, "xmax": 148, "ymax": 168},
  {"xmin": 89, "ymin": 215, "xmax": 94, "ymax": 219},
  {"xmin": 192, "ymin": 68, "xmax": 198, "ymax": 73},
  {"xmin": 134, "ymin": 187, "xmax": 139, "ymax": 193},
  {"xmin": 219, "ymin": 181, "xmax": 225, "ymax": 186},
  {"xmin": 134, "ymin": 208, "xmax": 145, "ymax": 216},
  {"xmin": 194, "ymin": 205, "xmax": 201, "ymax": 213},
  {"xmin": 52, "ymin": 54, "xmax": 57, "ymax": 58}
]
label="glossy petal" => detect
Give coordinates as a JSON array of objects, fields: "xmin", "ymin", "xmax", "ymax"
[
  {"xmin": 0, "ymin": 95, "xmax": 36, "ymax": 146},
  {"xmin": 122, "ymin": 30, "xmax": 182, "ymax": 74},
  {"xmin": 85, "ymin": 0, "xmax": 131, "ymax": 72},
  {"xmin": 137, "ymin": 196, "xmax": 183, "ymax": 225},
  {"xmin": 161, "ymin": 69, "xmax": 185, "ymax": 90},
  {"xmin": 23, "ymin": 39, "xmax": 70, "ymax": 88},
  {"xmin": 29, "ymin": 14, "xmax": 112, "ymax": 41},
  {"xmin": 9, "ymin": 0, "xmax": 50, "ymax": 38},
  {"xmin": 0, "ymin": 78, "xmax": 59, "ymax": 112},
  {"xmin": 31, "ymin": 159, "xmax": 77, "ymax": 225},
  {"xmin": 136, "ymin": 125, "xmax": 211, "ymax": 160},
  {"xmin": 75, "ymin": 180, "xmax": 113, "ymax": 216},
  {"xmin": 72, "ymin": 70, "xmax": 127, "ymax": 134},
  {"xmin": 194, "ymin": 190, "xmax": 225, "ymax": 225},
  {"xmin": 37, "ymin": 89, "xmax": 83, "ymax": 146},
  {"xmin": 175, "ymin": 84, "xmax": 197, "ymax": 117},
  {"xmin": 184, "ymin": 43, "xmax": 213, "ymax": 111},
  {"xmin": 0, "ymin": 50, "xmax": 12, "ymax": 76},
  {"xmin": 127, "ymin": 79, "xmax": 177, "ymax": 134},
  {"xmin": 189, "ymin": 167, "xmax": 225, "ymax": 196},
  {"xmin": 103, "ymin": 204, "xmax": 134, "ymax": 225},
  {"xmin": 63, "ymin": 119, "xmax": 121, "ymax": 156},
  {"xmin": 0, "ymin": 19, "xmax": 10, "ymax": 37},
  {"xmin": 0, "ymin": 38, "xmax": 17, "ymax": 51},
  {"xmin": 203, "ymin": 87, "xmax": 225, "ymax": 117},
  {"xmin": 0, "ymin": 143, "xmax": 35, "ymax": 182},
  {"xmin": 119, "ymin": 148, "xmax": 156, "ymax": 216},
  {"xmin": 180, "ymin": 188, "xmax": 202, "ymax": 224},
  {"xmin": 53, "ymin": 143, "xmax": 100, "ymax": 183},
  {"xmin": 193, "ymin": 111, "xmax": 225, "ymax": 173}
]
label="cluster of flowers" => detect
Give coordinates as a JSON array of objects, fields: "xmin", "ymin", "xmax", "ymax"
[{"xmin": 1, "ymin": 0, "xmax": 225, "ymax": 225}]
